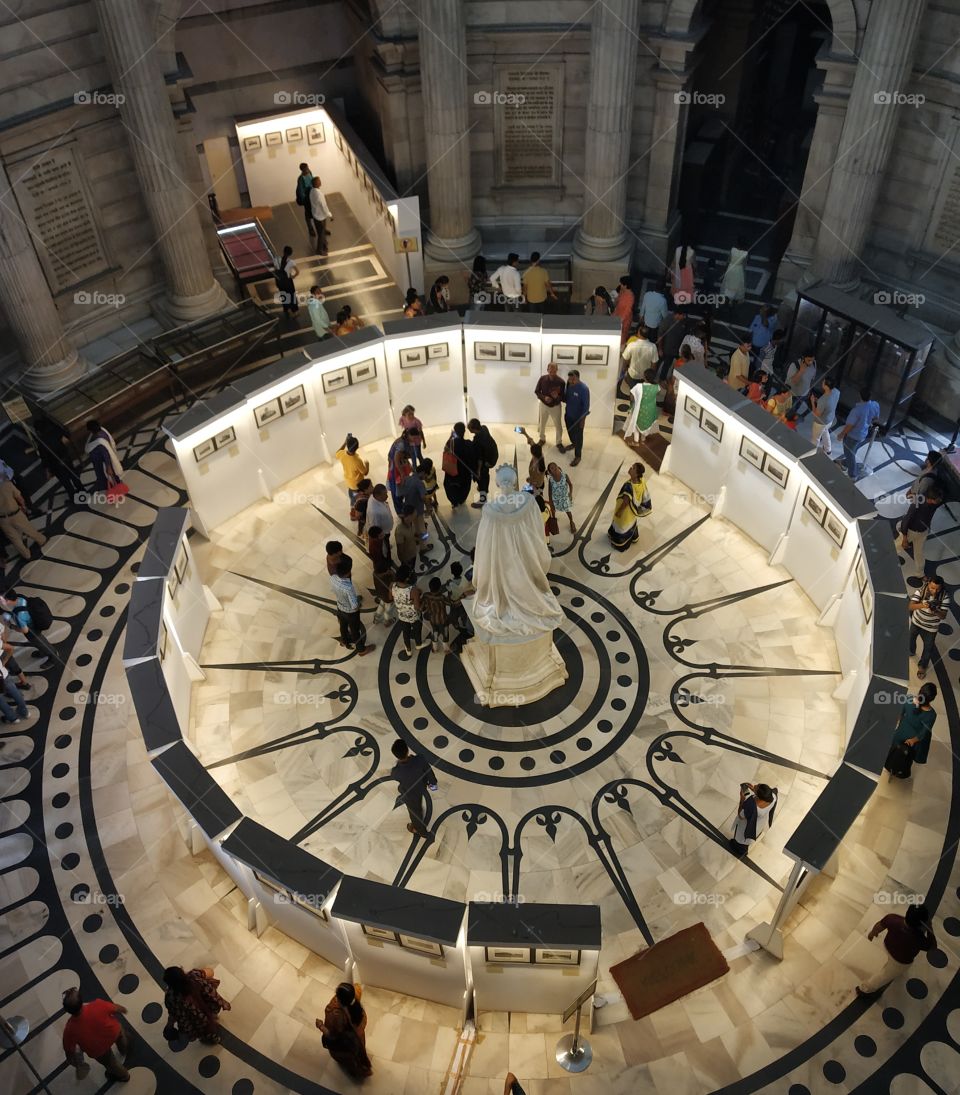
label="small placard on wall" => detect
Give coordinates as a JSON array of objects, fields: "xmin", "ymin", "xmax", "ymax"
[
  {"xmin": 227, "ymin": 445, "xmax": 239, "ymax": 456},
  {"xmin": 198, "ymin": 464, "xmax": 210, "ymax": 476},
  {"xmin": 520, "ymin": 367, "xmax": 530, "ymax": 377},
  {"xmin": 476, "ymin": 363, "xmax": 486, "ymax": 374},
  {"xmin": 402, "ymin": 372, "xmax": 412, "ymax": 383},
  {"xmin": 327, "ymin": 396, "xmax": 337, "ymax": 406},
  {"xmin": 259, "ymin": 429, "xmax": 270, "ymax": 440},
  {"xmin": 439, "ymin": 361, "xmax": 450, "ymax": 372}
]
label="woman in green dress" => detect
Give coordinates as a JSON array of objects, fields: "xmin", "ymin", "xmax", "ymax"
[
  {"xmin": 608, "ymin": 462, "xmax": 652, "ymax": 551},
  {"xmin": 884, "ymin": 683, "xmax": 937, "ymax": 779}
]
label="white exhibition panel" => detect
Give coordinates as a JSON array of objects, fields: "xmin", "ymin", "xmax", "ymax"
[
  {"xmin": 236, "ymin": 107, "xmax": 335, "ymax": 209},
  {"xmin": 469, "ymin": 947, "xmax": 600, "ymax": 1015},
  {"xmin": 159, "ymin": 605, "xmax": 195, "ymax": 738},
  {"xmin": 719, "ymin": 426, "xmax": 803, "ymax": 554},
  {"xmin": 340, "ymin": 919, "xmax": 467, "ymax": 1009},
  {"xmin": 464, "ymin": 321, "xmax": 542, "ymax": 425},
  {"xmin": 163, "ymin": 531, "xmax": 208, "ymax": 660},
  {"xmin": 172, "ymin": 409, "xmax": 264, "ymax": 533},
  {"xmin": 779, "ymin": 476, "xmax": 860, "ymax": 612},
  {"xmin": 241, "ymin": 868, "xmax": 350, "ymax": 969},
  {"xmin": 381, "ymin": 324, "xmax": 466, "ymax": 427},
  {"xmin": 541, "ymin": 322, "xmax": 621, "ymax": 435},
  {"xmin": 243, "ymin": 367, "xmax": 329, "ymax": 493},
  {"xmin": 667, "ymin": 385, "xmax": 732, "ymax": 503},
  {"xmin": 310, "ymin": 340, "xmax": 393, "ymax": 445}
]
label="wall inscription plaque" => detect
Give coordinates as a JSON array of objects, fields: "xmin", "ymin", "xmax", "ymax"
[
  {"xmin": 930, "ymin": 162, "xmax": 960, "ymax": 257},
  {"xmin": 494, "ymin": 64, "xmax": 564, "ymax": 188},
  {"xmin": 12, "ymin": 145, "xmax": 110, "ymax": 294}
]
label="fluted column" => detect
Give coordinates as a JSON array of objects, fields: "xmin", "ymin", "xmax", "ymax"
[
  {"xmin": 573, "ymin": 0, "xmax": 641, "ymax": 264},
  {"xmin": 0, "ymin": 160, "xmax": 84, "ymax": 393},
  {"xmin": 418, "ymin": 0, "xmax": 480, "ymax": 262},
  {"xmin": 808, "ymin": 0, "xmax": 927, "ymax": 289},
  {"xmin": 93, "ymin": 0, "xmax": 227, "ymax": 322}
]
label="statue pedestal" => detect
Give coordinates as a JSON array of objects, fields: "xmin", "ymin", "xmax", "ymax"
[{"xmin": 460, "ymin": 632, "xmax": 568, "ymax": 708}]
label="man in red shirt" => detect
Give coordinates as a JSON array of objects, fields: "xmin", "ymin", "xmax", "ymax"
[
  {"xmin": 856, "ymin": 903, "xmax": 935, "ymax": 996},
  {"xmin": 62, "ymin": 987, "xmax": 130, "ymax": 1081},
  {"xmin": 534, "ymin": 362, "xmax": 566, "ymax": 447}
]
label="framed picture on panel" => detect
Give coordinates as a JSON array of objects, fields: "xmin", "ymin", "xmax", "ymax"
[
  {"xmin": 762, "ymin": 454, "xmax": 789, "ymax": 489},
  {"xmin": 289, "ymin": 892, "xmax": 329, "ymax": 921},
  {"xmin": 503, "ymin": 342, "xmax": 531, "ymax": 363},
  {"xmin": 279, "ymin": 385, "xmax": 307, "ymax": 415},
  {"xmin": 579, "ymin": 345, "xmax": 608, "ymax": 367},
  {"xmin": 475, "ymin": 342, "xmax": 501, "ymax": 361},
  {"xmin": 349, "ymin": 359, "xmax": 377, "ymax": 385},
  {"xmin": 166, "ymin": 572, "xmax": 179, "ymax": 603},
  {"xmin": 254, "ymin": 398, "xmax": 281, "ymax": 428},
  {"xmin": 400, "ymin": 347, "xmax": 428, "ymax": 369},
  {"xmin": 265, "ymin": 131, "xmax": 282, "ymax": 147},
  {"xmin": 334, "ymin": 128, "xmax": 343, "ymax": 151},
  {"xmin": 322, "ymin": 368, "xmax": 350, "ymax": 393},
  {"xmin": 802, "ymin": 486, "xmax": 827, "ymax": 525},
  {"xmin": 683, "ymin": 396, "xmax": 701, "ymax": 419},
  {"xmin": 739, "ymin": 436, "xmax": 764, "ymax": 470},
  {"xmin": 552, "ymin": 345, "xmax": 579, "ymax": 366},
  {"xmin": 213, "ymin": 426, "xmax": 236, "ymax": 450},
  {"xmin": 397, "ymin": 935, "xmax": 443, "ymax": 958},
  {"xmin": 823, "ymin": 509, "xmax": 847, "ymax": 549},
  {"xmin": 174, "ymin": 543, "xmax": 188, "ymax": 584},
  {"xmin": 242, "ymin": 135, "xmax": 262, "ymax": 152},
  {"xmin": 699, "ymin": 410, "xmax": 723, "ymax": 442},
  {"xmin": 854, "ymin": 550, "xmax": 868, "ymax": 594},
  {"xmin": 427, "ymin": 342, "xmax": 448, "ymax": 360},
  {"xmin": 306, "ymin": 122, "xmax": 325, "ymax": 145},
  {"xmin": 534, "ymin": 948, "xmax": 580, "ymax": 966},
  {"xmin": 193, "ymin": 437, "xmax": 216, "ymax": 462},
  {"xmin": 484, "ymin": 945, "xmax": 529, "ymax": 964},
  {"xmin": 285, "ymin": 126, "xmax": 303, "ymax": 143},
  {"xmin": 158, "ymin": 620, "xmax": 168, "ymax": 663},
  {"xmin": 860, "ymin": 581, "xmax": 874, "ymax": 624},
  {"xmin": 361, "ymin": 924, "xmax": 397, "ymax": 943}
]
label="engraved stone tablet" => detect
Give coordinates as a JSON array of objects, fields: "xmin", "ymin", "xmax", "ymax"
[{"xmin": 494, "ymin": 65, "xmax": 564, "ymax": 188}]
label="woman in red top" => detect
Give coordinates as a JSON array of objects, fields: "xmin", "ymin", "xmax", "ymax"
[{"xmin": 613, "ymin": 276, "xmax": 636, "ymax": 345}]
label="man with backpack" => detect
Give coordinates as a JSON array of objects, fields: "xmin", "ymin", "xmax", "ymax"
[
  {"xmin": 467, "ymin": 419, "xmax": 498, "ymax": 508},
  {"xmin": 1, "ymin": 590, "xmax": 57, "ymax": 670},
  {"xmin": 295, "ymin": 163, "xmax": 314, "ymax": 235}
]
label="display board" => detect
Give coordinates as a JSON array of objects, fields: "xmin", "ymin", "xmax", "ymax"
[
  {"xmin": 306, "ymin": 329, "xmax": 393, "ymax": 445},
  {"xmin": 463, "ymin": 311, "xmax": 544, "ymax": 424},
  {"xmin": 667, "ymin": 383, "xmax": 736, "ymax": 505},
  {"xmin": 382, "ymin": 316, "xmax": 466, "ymax": 427},
  {"xmin": 541, "ymin": 316, "xmax": 621, "ymax": 436}
]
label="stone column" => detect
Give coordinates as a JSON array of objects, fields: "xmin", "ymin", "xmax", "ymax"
[
  {"xmin": 808, "ymin": 0, "xmax": 928, "ymax": 289},
  {"xmin": 93, "ymin": 0, "xmax": 228, "ymax": 322},
  {"xmin": 418, "ymin": 0, "xmax": 480, "ymax": 263},
  {"xmin": 0, "ymin": 160, "xmax": 83, "ymax": 393},
  {"xmin": 572, "ymin": 0, "xmax": 641, "ymax": 297}
]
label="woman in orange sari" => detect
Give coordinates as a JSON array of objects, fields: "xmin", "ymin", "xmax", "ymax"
[{"xmin": 316, "ymin": 982, "xmax": 372, "ymax": 1080}]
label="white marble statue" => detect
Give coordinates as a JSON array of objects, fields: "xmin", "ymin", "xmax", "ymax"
[{"xmin": 471, "ymin": 465, "xmax": 564, "ymax": 642}]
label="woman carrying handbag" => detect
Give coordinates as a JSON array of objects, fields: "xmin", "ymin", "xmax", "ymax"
[{"xmin": 162, "ymin": 966, "xmax": 231, "ymax": 1045}]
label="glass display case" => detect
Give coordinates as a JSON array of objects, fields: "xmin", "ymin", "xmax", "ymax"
[{"xmin": 785, "ymin": 285, "xmax": 932, "ymax": 431}]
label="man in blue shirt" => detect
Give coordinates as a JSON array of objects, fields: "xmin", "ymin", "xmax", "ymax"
[
  {"xmin": 1, "ymin": 590, "xmax": 56, "ymax": 669},
  {"xmin": 307, "ymin": 286, "xmax": 330, "ymax": 339},
  {"xmin": 329, "ymin": 559, "xmax": 374, "ymax": 656},
  {"xmin": 559, "ymin": 370, "xmax": 590, "ymax": 466},
  {"xmin": 836, "ymin": 388, "xmax": 880, "ymax": 479},
  {"xmin": 748, "ymin": 306, "xmax": 777, "ymax": 370},
  {"xmin": 639, "ymin": 286, "xmax": 670, "ymax": 340}
]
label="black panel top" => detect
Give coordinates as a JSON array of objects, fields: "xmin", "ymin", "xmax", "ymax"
[
  {"xmin": 138, "ymin": 508, "xmax": 189, "ymax": 581},
  {"xmin": 872, "ymin": 593, "xmax": 910, "ymax": 682},
  {"xmin": 467, "ymin": 902, "xmax": 601, "ymax": 949},
  {"xmin": 859, "ymin": 520, "xmax": 906, "ymax": 597},
  {"xmin": 304, "ymin": 327, "xmax": 382, "ymax": 361},
  {"xmin": 784, "ymin": 764, "xmax": 876, "ymax": 870},
  {"xmin": 676, "ymin": 364, "xmax": 750, "ymax": 413},
  {"xmin": 843, "ymin": 676, "xmax": 906, "ymax": 775},
  {"xmin": 463, "ymin": 310, "xmax": 542, "ymax": 331},
  {"xmin": 736, "ymin": 401, "xmax": 815, "ymax": 460},
  {"xmin": 151, "ymin": 741, "xmax": 242, "ymax": 837},
  {"xmin": 540, "ymin": 315, "xmax": 621, "ymax": 336},
  {"xmin": 800, "ymin": 286, "xmax": 930, "ymax": 350},
  {"xmin": 125, "ymin": 658, "xmax": 182, "ymax": 752},
  {"xmin": 232, "ymin": 351, "xmax": 312, "ymax": 401},
  {"xmin": 382, "ymin": 315, "xmax": 464, "ymax": 338},
  {"xmin": 222, "ymin": 818, "xmax": 342, "ymax": 908},
  {"xmin": 331, "ymin": 875, "xmax": 465, "ymax": 945},
  {"xmin": 165, "ymin": 386, "xmax": 246, "ymax": 441},
  {"xmin": 799, "ymin": 451, "xmax": 876, "ymax": 521},
  {"xmin": 123, "ymin": 579, "xmax": 163, "ymax": 662}
]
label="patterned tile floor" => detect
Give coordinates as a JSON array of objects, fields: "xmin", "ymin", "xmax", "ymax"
[{"xmin": 1, "ymin": 394, "xmax": 959, "ymax": 1095}]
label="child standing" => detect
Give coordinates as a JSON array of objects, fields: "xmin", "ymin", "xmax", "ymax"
[
  {"xmin": 445, "ymin": 561, "xmax": 473, "ymax": 649},
  {"xmin": 420, "ymin": 458, "xmax": 438, "ymax": 514},
  {"xmin": 421, "ymin": 577, "xmax": 451, "ymax": 652},
  {"xmin": 352, "ymin": 479, "xmax": 372, "ymax": 536},
  {"xmin": 399, "ymin": 406, "xmax": 425, "ymax": 467},
  {"xmin": 391, "ymin": 566, "xmax": 429, "ymax": 656}
]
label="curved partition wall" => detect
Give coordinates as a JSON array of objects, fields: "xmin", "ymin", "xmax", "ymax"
[{"xmin": 130, "ymin": 353, "xmax": 907, "ymax": 1011}]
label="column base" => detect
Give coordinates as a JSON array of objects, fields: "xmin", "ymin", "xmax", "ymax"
[
  {"xmin": 424, "ymin": 226, "xmax": 482, "ymax": 265},
  {"xmin": 571, "ymin": 229, "xmax": 634, "ymax": 300},
  {"xmin": 157, "ymin": 280, "xmax": 231, "ymax": 326},
  {"xmin": 459, "ymin": 632, "xmax": 568, "ymax": 708},
  {"xmin": 19, "ymin": 347, "xmax": 86, "ymax": 394}
]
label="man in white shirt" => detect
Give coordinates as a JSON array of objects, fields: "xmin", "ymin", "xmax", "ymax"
[
  {"xmin": 679, "ymin": 324, "xmax": 706, "ymax": 364},
  {"xmin": 490, "ymin": 253, "xmax": 522, "ymax": 311},
  {"xmin": 309, "ymin": 177, "xmax": 333, "ymax": 255},
  {"xmin": 809, "ymin": 376, "xmax": 840, "ymax": 455},
  {"xmin": 621, "ymin": 333, "xmax": 659, "ymax": 387},
  {"xmin": 367, "ymin": 485, "xmax": 394, "ymax": 539}
]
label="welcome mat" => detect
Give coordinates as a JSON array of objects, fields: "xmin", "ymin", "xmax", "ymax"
[{"xmin": 610, "ymin": 922, "xmax": 729, "ymax": 1020}]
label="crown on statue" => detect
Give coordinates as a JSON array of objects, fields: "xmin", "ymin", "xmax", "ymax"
[{"xmin": 494, "ymin": 464, "xmax": 519, "ymax": 490}]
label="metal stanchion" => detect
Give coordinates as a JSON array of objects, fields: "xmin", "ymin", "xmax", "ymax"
[
  {"xmin": 555, "ymin": 978, "xmax": 596, "ymax": 1074},
  {"xmin": 0, "ymin": 1015, "xmax": 53, "ymax": 1094}
]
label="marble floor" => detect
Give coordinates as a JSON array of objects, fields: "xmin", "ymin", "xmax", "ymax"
[{"xmin": 1, "ymin": 392, "xmax": 959, "ymax": 1095}]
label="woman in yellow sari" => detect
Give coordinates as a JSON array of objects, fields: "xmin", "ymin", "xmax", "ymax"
[{"xmin": 608, "ymin": 462, "xmax": 651, "ymax": 550}]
